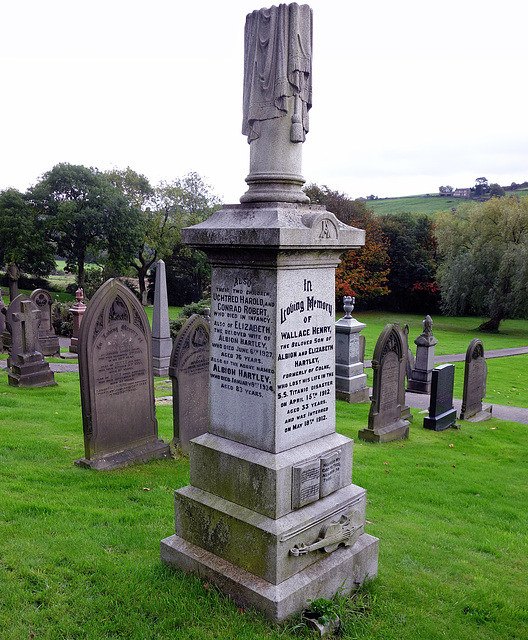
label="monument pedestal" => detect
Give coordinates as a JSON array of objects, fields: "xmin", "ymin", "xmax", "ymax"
[
  {"xmin": 161, "ymin": 203, "xmax": 378, "ymax": 621},
  {"xmin": 8, "ymin": 351, "xmax": 56, "ymax": 388}
]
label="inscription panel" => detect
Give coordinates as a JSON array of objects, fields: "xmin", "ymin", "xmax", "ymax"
[{"xmin": 208, "ymin": 265, "xmax": 336, "ymax": 453}]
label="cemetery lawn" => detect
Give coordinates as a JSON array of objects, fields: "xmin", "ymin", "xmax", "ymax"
[{"xmin": 1, "ymin": 369, "xmax": 527, "ymax": 639}]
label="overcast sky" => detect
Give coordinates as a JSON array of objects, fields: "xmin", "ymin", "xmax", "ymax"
[{"xmin": 1, "ymin": 0, "xmax": 527, "ymax": 204}]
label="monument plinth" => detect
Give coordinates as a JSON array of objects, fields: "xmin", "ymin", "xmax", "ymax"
[{"xmin": 161, "ymin": 4, "xmax": 379, "ymax": 622}]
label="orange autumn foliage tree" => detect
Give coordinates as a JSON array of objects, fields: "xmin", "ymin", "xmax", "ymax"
[{"xmin": 304, "ymin": 184, "xmax": 390, "ymax": 307}]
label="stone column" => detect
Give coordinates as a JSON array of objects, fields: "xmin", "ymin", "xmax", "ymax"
[
  {"xmin": 69, "ymin": 288, "xmax": 86, "ymax": 354},
  {"xmin": 407, "ymin": 315, "xmax": 438, "ymax": 394},
  {"xmin": 335, "ymin": 296, "xmax": 369, "ymax": 403},
  {"xmin": 151, "ymin": 259, "xmax": 172, "ymax": 377},
  {"xmin": 7, "ymin": 264, "xmax": 19, "ymax": 301}
]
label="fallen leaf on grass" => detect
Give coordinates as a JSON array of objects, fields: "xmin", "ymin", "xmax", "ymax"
[
  {"xmin": 383, "ymin": 461, "xmax": 389, "ymax": 465},
  {"xmin": 491, "ymin": 427, "xmax": 498, "ymax": 430},
  {"xmin": 449, "ymin": 443, "xmax": 454, "ymax": 447},
  {"xmin": 142, "ymin": 487, "xmax": 151, "ymax": 491}
]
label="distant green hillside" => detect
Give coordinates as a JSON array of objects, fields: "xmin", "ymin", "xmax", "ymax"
[{"xmin": 366, "ymin": 188, "xmax": 528, "ymax": 216}]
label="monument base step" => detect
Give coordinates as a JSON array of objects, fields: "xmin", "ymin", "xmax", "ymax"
[
  {"xmin": 336, "ymin": 387, "xmax": 370, "ymax": 404},
  {"xmin": 357, "ymin": 420, "xmax": 409, "ymax": 443},
  {"xmin": 74, "ymin": 439, "xmax": 170, "ymax": 471},
  {"xmin": 160, "ymin": 531, "xmax": 379, "ymax": 622},
  {"xmin": 423, "ymin": 408, "xmax": 457, "ymax": 431},
  {"xmin": 462, "ymin": 404, "xmax": 493, "ymax": 422}
]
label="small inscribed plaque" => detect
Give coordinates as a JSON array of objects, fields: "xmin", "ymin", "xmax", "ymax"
[
  {"xmin": 320, "ymin": 449, "xmax": 341, "ymax": 497},
  {"xmin": 292, "ymin": 460, "xmax": 321, "ymax": 510}
]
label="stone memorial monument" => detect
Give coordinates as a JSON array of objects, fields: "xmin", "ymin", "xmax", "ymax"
[
  {"xmin": 8, "ymin": 298, "xmax": 56, "ymax": 388},
  {"xmin": 152, "ymin": 259, "xmax": 172, "ymax": 377},
  {"xmin": 423, "ymin": 364, "xmax": 457, "ymax": 431},
  {"xmin": 30, "ymin": 289, "xmax": 60, "ymax": 356},
  {"xmin": 460, "ymin": 338, "xmax": 492, "ymax": 422},
  {"xmin": 6, "ymin": 294, "xmax": 33, "ymax": 368},
  {"xmin": 69, "ymin": 288, "xmax": 86, "ymax": 354},
  {"xmin": 169, "ymin": 311, "xmax": 210, "ymax": 454},
  {"xmin": 335, "ymin": 296, "xmax": 369, "ymax": 403},
  {"xmin": 161, "ymin": 4, "xmax": 379, "ymax": 622},
  {"xmin": 407, "ymin": 315, "xmax": 438, "ymax": 394},
  {"xmin": 358, "ymin": 323, "xmax": 410, "ymax": 442},
  {"xmin": 398, "ymin": 324, "xmax": 412, "ymax": 421},
  {"xmin": 75, "ymin": 279, "xmax": 170, "ymax": 470},
  {"xmin": 7, "ymin": 263, "xmax": 19, "ymax": 301}
]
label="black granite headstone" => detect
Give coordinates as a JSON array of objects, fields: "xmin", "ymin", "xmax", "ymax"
[{"xmin": 423, "ymin": 364, "xmax": 457, "ymax": 431}]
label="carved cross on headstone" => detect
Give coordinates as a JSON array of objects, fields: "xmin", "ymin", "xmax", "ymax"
[{"xmin": 12, "ymin": 300, "xmax": 41, "ymax": 355}]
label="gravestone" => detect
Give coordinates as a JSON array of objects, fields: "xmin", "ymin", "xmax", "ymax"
[
  {"xmin": 358, "ymin": 323, "xmax": 410, "ymax": 442},
  {"xmin": 423, "ymin": 364, "xmax": 457, "ymax": 431},
  {"xmin": 398, "ymin": 324, "xmax": 412, "ymax": 421},
  {"xmin": 30, "ymin": 289, "xmax": 60, "ymax": 356},
  {"xmin": 161, "ymin": 4, "xmax": 379, "ymax": 623},
  {"xmin": 152, "ymin": 259, "xmax": 172, "ymax": 377},
  {"xmin": 407, "ymin": 315, "xmax": 438, "ymax": 394},
  {"xmin": 75, "ymin": 279, "xmax": 170, "ymax": 470},
  {"xmin": 8, "ymin": 298, "xmax": 56, "ymax": 387},
  {"xmin": 6, "ymin": 294, "xmax": 33, "ymax": 368},
  {"xmin": 7, "ymin": 264, "xmax": 19, "ymax": 301},
  {"xmin": 69, "ymin": 288, "xmax": 86, "ymax": 354},
  {"xmin": 0, "ymin": 291, "xmax": 6, "ymax": 352},
  {"xmin": 169, "ymin": 312, "xmax": 210, "ymax": 454},
  {"xmin": 460, "ymin": 338, "xmax": 492, "ymax": 421},
  {"xmin": 335, "ymin": 296, "xmax": 369, "ymax": 403}
]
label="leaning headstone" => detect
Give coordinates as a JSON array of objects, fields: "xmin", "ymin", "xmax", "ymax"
[
  {"xmin": 169, "ymin": 311, "xmax": 210, "ymax": 453},
  {"xmin": 75, "ymin": 279, "xmax": 170, "ymax": 470},
  {"xmin": 30, "ymin": 289, "xmax": 60, "ymax": 356},
  {"xmin": 161, "ymin": 4, "xmax": 378, "ymax": 623},
  {"xmin": 423, "ymin": 364, "xmax": 457, "ymax": 431},
  {"xmin": 8, "ymin": 298, "xmax": 56, "ymax": 388},
  {"xmin": 407, "ymin": 315, "xmax": 438, "ymax": 394},
  {"xmin": 358, "ymin": 323, "xmax": 410, "ymax": 442},
  {"xmin": 152, "ymin": 259, "xmax": 172, "ymax": 377},
  {"xmin": 460, "ymin": 338, "xmax": 492, "ymax": 421},
  {"xmin": 335, "ymin": 296, "xmax": 369, "ymax": 403}
]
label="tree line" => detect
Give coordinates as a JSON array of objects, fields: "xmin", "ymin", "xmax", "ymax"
[
  {"xmin": 1, "ymin": 164, "xmax": 526, "ymax": 331},
  {"xmin": 0, "ymin": 163, "xmax": 221, "ymax": 305}
]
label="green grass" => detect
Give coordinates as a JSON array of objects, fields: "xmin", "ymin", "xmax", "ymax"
[
  {"xmin": 1, "ymin": 368, "xmax": 527, "ymax": 639},
  {"xmin": 367, "ymin": 189, "xmax": 528, "ymax": 217}
]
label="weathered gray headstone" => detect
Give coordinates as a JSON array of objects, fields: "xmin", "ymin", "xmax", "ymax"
[
  {"xmin": 30, "ymin": 289, "xmax": 60, "ymax": 356},
  {"xmin": 75, "ymin": 279, "xmax": 170, "ymax": 470},
  {"xmin": 398, "ymin": 324, "xmax": 412, "ymax": 421},
  {"xmin": 0, "ymin": 291, "xmax": 6, "ymax": 352},
  {"xmin": 335, "ymin": 296, "xmax": 369, "ymax": 403},
  {"xmin": 358, "ymin": 323, "xmax": 410, "ymax": 442},
  {"xmin": 407, "ymin": 315, "xmax": 438, "ymax": 394},
  {"xmin": 460, "ymin": 338, "xmax": 492, "ymax": 421},
  {"xmin": 161, "ymin": 4, "xmax": 378, "ymax": 623},
  {"xmin": 152, "ymin": 259, "xmax": 172, "ymax": 376},
  {"xmin": 6, "ymin": 294, "xmax": 33, "ymax": 368},
  {"xmin": 8, "ymin": 298, "xmax": 56, "ymax": 388},
  {"xmin": 169, "ymin": 312, "xmax": 210, "ymax": 454},
  {"xmin": 69, "ymin": 288, "xmax": 86, "ymax": 354},
  {"xmin": 423, "ymin": 364, "xmax": 457, "ymax": 431}
]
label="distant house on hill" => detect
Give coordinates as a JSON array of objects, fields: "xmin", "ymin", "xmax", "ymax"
[{"xmin": 453, "ymin": 188, "xmax": 471, "ymax": 199}]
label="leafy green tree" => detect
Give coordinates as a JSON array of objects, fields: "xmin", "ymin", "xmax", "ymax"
[
  {"xmin": 435, "ymin": 196, "xmax": 528, "ymax": 331},
  {"xmin": 29, "ymin": 163, "xmax": 142, "ymax": 289},
  {"xmin": 106, "ymin": 167, "xmax": 180, "ymax": 304},
  {"xmin": 158, "ymin": 173, "xmax": 222, "ymax": 304},
  {"xmin": 489, "ymin": 183, "xmax": 506, "ymax": 198},
  {"xmin": 377, "ymin": 212, "xmax": 439, "ymax": 312},
  {"xmin": 0, "ymin": 188, "xmax": 55, "ymax": 277},
  {"xmin": 474, "ymin": 177, "xmax": 489, "ymax": 197}
]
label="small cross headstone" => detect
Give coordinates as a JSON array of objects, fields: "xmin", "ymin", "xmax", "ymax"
[
  {"xmin": 30, "ymin": 289, "xmax": 60, "ymax": 356},
  {"xmin": 358, "ymin": 323, "xmax": 410, "ymax": 442},
  {"xmin": 75, "ymin": 278, "xmax": 170, "ymax": 470},
  {"xmin": 460, "ymin": 338, "xmax": 492, "ymax": 421},
  {"xmin": 7, "ymin": 298, "xmax": 56, "ymax": 388},
  {"xmin": 423, "ymin": 364, "xmax": 457, "ymax": 431},
  {"xmin": 169, "ymin": 311, "xmax": 210, "ymax": 453}
]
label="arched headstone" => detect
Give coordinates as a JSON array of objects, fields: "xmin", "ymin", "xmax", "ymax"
[
  {"xmin": 460, "ymin": 338, "xmax": 492, "ymax": 421},
  {"xmin": 30, "ymin": 289, "xmax": 60, "ymax": 356},
  {"xmin": 75, "ymin": 279, "xmax": 170, "ymax": 470}
]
